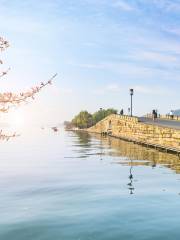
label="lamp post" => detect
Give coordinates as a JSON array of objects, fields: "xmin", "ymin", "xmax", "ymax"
[
  {"xmin": 129, "ymin": 88, "xmax": 134, "ymax": 117},
  {"xmin": 100, "ymin": 108, "xmax": 103, "ymax": 134},
  {"xmin": 100, "ymin": 107, "xmax": 105, "ymax": 119}
]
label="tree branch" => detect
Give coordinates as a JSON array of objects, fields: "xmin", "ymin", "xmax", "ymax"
[
  {"xmin": 0, "ymin": 36, "xmax": 57, "ymax": 112},
  {"xmin": 0, "ymin": 37, "xmax": 9, "ymax": 52},
  {"xmin": 0, "ymin": 73, "xmax": 57, "ymax": 112},
  {"xmin": 0, "ymin": 130, "xmax": 19, "ymax": 141}
]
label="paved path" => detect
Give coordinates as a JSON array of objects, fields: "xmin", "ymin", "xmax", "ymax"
[{"xmin": 139, "ymin": 117, "xmax": 180, "ymax": 130}]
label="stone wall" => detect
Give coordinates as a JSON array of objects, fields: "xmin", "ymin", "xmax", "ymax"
[{"xmin": 88, "ymin": 114, "xmax": 180, "ymax": 150}]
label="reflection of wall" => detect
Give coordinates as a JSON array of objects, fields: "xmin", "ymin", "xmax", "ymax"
[
  {"xmin": 89, "ymin": 132, "xmax": 180, "ymax": 174},
  {"xmin": 88, "ymin": 114, "xmax": 180, "ymax": 151}
]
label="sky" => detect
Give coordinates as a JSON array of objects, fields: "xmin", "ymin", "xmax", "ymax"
[{"xmin": 0, "ymin": 0, "xmax": 180, "ymax": 125}]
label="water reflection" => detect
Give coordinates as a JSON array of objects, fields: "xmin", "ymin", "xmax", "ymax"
[
  {"xmin": 67, "ymin": 131, "xmax": 106, "ymax": 159},
  {"xmin": 73, "ymin": 131, "xmax": 180, "ymax": 174},
  {"xmin": 73, "ymin": 131, "xmax": 91, "ymax": 146},
  {"xmin": 100, "ymin": 136, "xmax": 105, "ymax": 161},
  {"xmin": 127, "ymin": 158, "xmax": 135, "ymax": 195},
  {"xmin": 2, "ymin": 128, "xmax": 180, "ymax": 239}
]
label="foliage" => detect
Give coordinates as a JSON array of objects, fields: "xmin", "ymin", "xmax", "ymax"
[
  {"xmin": 72, "ymin": 111, "xmax": 93, "ymax": 129},
  {"xmin": 71, "ymin": 108, "xmax": 118, "ymax": 129},
  {"xmin": 92, "ymin": 108, "xmax": 117, "ymax": 125},
  {"xmin": 64, "ymin": 121, "xmax": 75, "ymax": 130}
]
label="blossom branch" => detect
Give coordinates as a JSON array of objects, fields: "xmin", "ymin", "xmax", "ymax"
[
  {"xmin": 0, "ymin": 37, "xmax": 9, "ymax": 52},
  {"xmin": 0, "ymin": 130, "xmax": 19, "ymax": 141},
  {"xmin": 0, "ymin": 73, "xmax": 57, "ymax": 112},
  {"xmin": 0, "ymin": 36, "xmax": 57, "ymax": 112},
  {"xmin": 0, "ymin": 67, "xmax": 10, "ymax": 78}
]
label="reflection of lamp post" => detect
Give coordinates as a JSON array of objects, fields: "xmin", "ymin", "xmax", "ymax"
[
  {"xmin": 99, "ymin": 109, "xmax": 103, "ymax": 160},
  {"xmin": 129, "ymin": 89, "xmax": 134, "ymax": 117},
  {"xmin": 127, "ymin": 159, "xmax": 135, "ymax": 195},
  {"xmin": 100, "ymin": 108, "xmax": 103, "ymax": 134},
  {"xmin": 100, "ymin": 137, "xmax": 103, "ymax": 160}
]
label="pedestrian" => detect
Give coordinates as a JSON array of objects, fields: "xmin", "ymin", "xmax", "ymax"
[
  {"xmin": 152, "ymin": 109, "xmax": 156, "ymax": 121},
  {"xmin": 155, "ymin": 110, "xmax": 158, "ymax": 119},
  {"xmin": 120, "ymin": 109, "xmax": 124, "ymax": 115},
  {"xmin": 170, "ymin": 110, "xmax": 174, "ymax": 120}
]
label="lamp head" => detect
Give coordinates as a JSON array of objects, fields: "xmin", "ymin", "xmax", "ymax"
[{"xmin": 130, "ymin": 88, "xmax": 134, "ymax": 95}]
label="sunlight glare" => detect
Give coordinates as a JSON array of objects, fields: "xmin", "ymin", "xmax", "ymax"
[{"xmin": 6, "ymin": 110, "xmax": 26, "ymax": 128}]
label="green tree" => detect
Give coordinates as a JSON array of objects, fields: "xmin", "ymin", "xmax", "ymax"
[
  {"xmin": 72, "ymin": 111, "xmax": 92, "ymax": 129},
  {"xmin": 70, "ymin": 108, "xmax": 118, "ymax": 129},
  {"xmin": 92, "ymin": 108, "xmax": 117, "ymax": 125}
]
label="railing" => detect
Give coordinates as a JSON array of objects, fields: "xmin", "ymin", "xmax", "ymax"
[
  {"xmin": 108, "ymin": 114, "xmax": 139, "ymax": 123},
  {"xmin": 146, "ymin": 114, "xmax": 180, "ymax": 121},
  {"xmin": 160, "ymin": 115, "xmax": 180, "ymax": 121}
]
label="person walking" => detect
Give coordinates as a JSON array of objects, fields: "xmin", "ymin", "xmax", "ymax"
[
  {"xmin": 120, "ymin": 109, "xmax": 124, "ymax": 115},
  {"xmin": 170, "ymin": 110, "xmax": 174, "ymax": 120},
  {"xmin": 152, "ymin": 109, "xmax": 157, "ymax": 121}
]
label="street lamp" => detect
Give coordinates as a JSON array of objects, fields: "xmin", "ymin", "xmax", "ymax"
[
  {"xmin": 129, "ymin": 88, "xmax": 134, "ymax": 117},
  {"xmin": 100, "ymin": 108, "xmax": 105, "ymax": 118}
]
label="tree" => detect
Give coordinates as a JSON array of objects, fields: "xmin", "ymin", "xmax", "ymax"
[
  {"xmin": 70, "ymin": 108, "xmax": 118, "ymax": 129},
  {"xmin": 72, "ymin": 111, "xmax": 92, "ymax": 129},
  {"xmin": 0, "ymin": 36, "xmax": 57, "ymax": 139},
  {"xmin": 92, "ymin": 108, "xmax": 117, "ymax": 124},
  {"xmin": 64, "ymin": 121, "xmax": 75, "ymax": 130}
]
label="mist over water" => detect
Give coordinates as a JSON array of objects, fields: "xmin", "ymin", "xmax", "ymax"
[{"xmin": 0, "ymin": 127, "xmax": 180, "ymax": 240}]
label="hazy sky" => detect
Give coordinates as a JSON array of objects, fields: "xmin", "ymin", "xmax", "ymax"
[{"xmin": 0, "ymin": 0, "xmax": 180, "ymax": 124}]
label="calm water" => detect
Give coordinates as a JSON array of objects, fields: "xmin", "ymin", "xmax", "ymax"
[{"xmin": 0, "ymin": 127, "xmax": 180, "ymax": 240}]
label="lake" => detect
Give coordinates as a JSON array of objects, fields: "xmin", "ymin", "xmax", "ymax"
[{"xmin": 0, "ymin": 127, "xmax": 180, "ymax": 240}]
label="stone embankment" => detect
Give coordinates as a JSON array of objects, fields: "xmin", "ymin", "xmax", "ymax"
[{"xmin": 87, "ymin": 114, "xmax": 180, "ymax": 154}]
